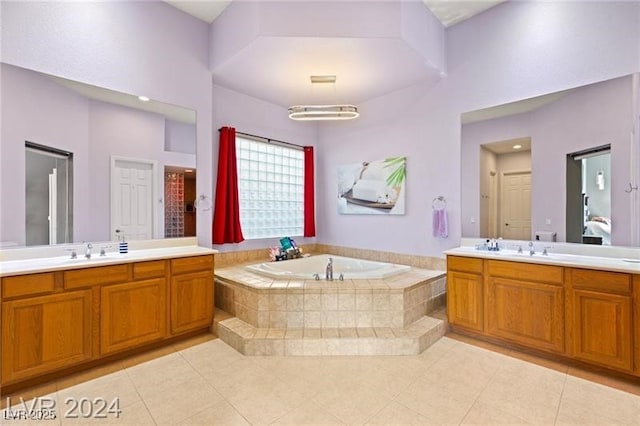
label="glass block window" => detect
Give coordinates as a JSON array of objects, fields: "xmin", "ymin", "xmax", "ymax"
[{"xmin": 236, "ymin": 135, "xmax": 304, "ymax": 239}]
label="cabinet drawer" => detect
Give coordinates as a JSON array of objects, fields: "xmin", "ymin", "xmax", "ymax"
[
  {"xmin": 447, "ymin": 256, "xmax": 483, "ymax": 274},
  {"xmin": 2, "ymin": 273, "xmax": 56, "ymax": 299},
  {"xmin": 133, "ymin": 260, "xmax": 167, "ymax": 280},
  {"xmin": 487, "ymin": 260, "xmax": 563, "ymax": 285},
  {"xmin": 64, "ymin": 265, "xmax": 129, "ymax": 289},
  {"xmin": 171, "ymin": 255, "xmax": 214, "ymax": 275},
  {"xmin": 569, "ymin": 268, "xmax": 631, "ymax": 294}
]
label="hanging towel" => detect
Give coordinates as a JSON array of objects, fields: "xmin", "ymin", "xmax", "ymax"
[{"xmin": 432, "ymin": 208, "xmax": 448, "ymax": 238}]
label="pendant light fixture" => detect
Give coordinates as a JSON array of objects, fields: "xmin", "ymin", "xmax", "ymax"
[{"xmin": 288, "ymin": 75, "xmax": 359, "ymax": 121}]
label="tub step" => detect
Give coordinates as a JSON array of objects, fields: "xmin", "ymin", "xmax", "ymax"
[{"xmin": 215, "ymin": 311, "xmax": 447, "ymax": 356}]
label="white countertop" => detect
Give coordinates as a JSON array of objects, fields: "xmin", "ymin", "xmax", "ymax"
[
  {"xmin": 445, "ymin": 246, "xmax": 640, "ymax": 274},
  {"xmin": 0, "ymin": 245, "xmax": 217, "ymax": 277}
]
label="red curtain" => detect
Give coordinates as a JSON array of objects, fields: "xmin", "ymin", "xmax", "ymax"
[
  {"xmin": 212, "ymin": 127, "xmax": 244, "ymax": 244},
  {"xmin": 303, "ymin": 146, "xmax": 316, "ymax": 237}
]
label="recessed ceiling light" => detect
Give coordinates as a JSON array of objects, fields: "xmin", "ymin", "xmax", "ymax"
[
  {"xmin": 138, "ymin": 95, "xmax": 150, "ymax": 102},
  {"xmin": 513, "ymin": 144, "xmax": 522, "ymax": 149}
]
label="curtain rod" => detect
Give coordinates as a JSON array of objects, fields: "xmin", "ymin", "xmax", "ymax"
[{"xmin": 218, "ymin": 128, "xmax": 305, "ymax": 150}]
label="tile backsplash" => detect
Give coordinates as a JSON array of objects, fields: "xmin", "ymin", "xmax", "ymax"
[{"xmin": 214, "ymin": 244, "xmax": 445, "ymax": 270}]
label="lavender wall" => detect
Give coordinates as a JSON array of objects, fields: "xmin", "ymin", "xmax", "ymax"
[
  {"xmin": 461, "ymin": 75, "xmax": 632, "ymax": 245},
  {"xmin": 1, "ymin": 1, "xmax": 213, "ymax": 245},
  {"xmin": 317, "ymin": 1, "xmax": 639, "ymax": 256},
  {"xmin": 165, "ymin": 120, "xmax": 196, "ymax": 155}
]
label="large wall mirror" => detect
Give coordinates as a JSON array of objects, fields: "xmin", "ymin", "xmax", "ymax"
[
  {"xmin": 0, "ymin": 63, "xmax": 197, "ymax": 247},
  {"xmin": 461, "ymin": 73, "xmax": 639, "ymax": 248}
]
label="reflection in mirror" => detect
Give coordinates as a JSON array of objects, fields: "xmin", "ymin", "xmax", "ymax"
[
  {"xmin": 479, "ymin": 138, "xmax": 531, "ymax": 240},
  {"xmin": 164, "ymin": 166, "xmax": 197, "ymax": 238},
  {"xmin": 461, "ymin": 74, "xmax": 638, "ymax": 247},
  {"xmin": 0, "ymin": 63, "xmax": 196, "ymax": 248},
  {"xmin": 25, "ymin": 142, "xmax": 73, "ymax": 246},
  {"xmin": 566, "ymin": 145, "xmax": 611, "ymax": 245}
]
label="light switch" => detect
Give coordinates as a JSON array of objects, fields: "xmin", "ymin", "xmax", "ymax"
[{"xmin": 545, "ymin": 218, "xmax": 551, "ymax": 225}]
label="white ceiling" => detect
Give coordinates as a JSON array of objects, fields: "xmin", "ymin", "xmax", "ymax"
[
  {"xmin": 162, "ymin": 1, "xmax": 506, "ymax": 108},
  {"xmin": 49, "ymin": 74, "xmax": 196, "ymax": 123},
  {"xmin": 164, "ymin": 1, "xmax": 505, "ymax": 28},
  {"xmin": 461, "ymin": 89, "xmax": 575, "ymax": 125}
]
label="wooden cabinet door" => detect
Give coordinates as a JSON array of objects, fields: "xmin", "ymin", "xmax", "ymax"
[
  {"xmin": 447, "ymin": 271, "xmax": 483, "ymax": 332},
  {"xmin": 570, "ymin": 289, "xmax": 632, "ymax": 372},
  {"xmin": 2, "ymin": 290, "xmax": 92, "ymax": 383},
  {"xmin": 486, "ymin": 277, "xmax": 565, "ymax": 353},
  {"xmin": 171, "ymin": 271, "xmax": 213, "ymax": 335},
  {"xmin": 101, "ymin": 278, "xmax": 167, "ymax": 355}
]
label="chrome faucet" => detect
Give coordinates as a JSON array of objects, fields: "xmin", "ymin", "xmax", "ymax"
[
  {"xmin": 528, "ymin": 241, "xmax": 535, "ymax": 256},
  {"xmin": 325, "ymin": 257, "xmax": 333, "ymax": 281},
  {"xmin": 85, "ymin": 243, "xmax": 93, "ymax": 259}
]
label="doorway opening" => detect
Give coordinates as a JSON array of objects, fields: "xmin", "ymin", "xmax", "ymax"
[
  {"xmin": 479, "ymin": 138, "xmax": 532, "ymax": 240},
  {"xmin": 164, "ymin": 166, "xmax": 196, "ymax": 238},
  {"xmin": 566, "ymin": 145, "xmax": 611, "ymax": 245},
  {"xmin": 25, "ymin": 142, "xmax": 73, "ymax": 246}
]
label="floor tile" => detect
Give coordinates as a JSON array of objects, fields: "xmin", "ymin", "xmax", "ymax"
[
  {"xmin": 364, "ymin": 401, "xmax": 430, "ymax": 425},
  {"xmin": 461, "ymin": 400, "xmax": 534, "ymax": 425},
  {"xmin": 271, "ymin": 400, "xmax": 345, "ymax": 425},
  {"xmin": 7, "ymin": 334, "xmax": 640, "ymax": 425},
  {"xmin": 176, "ymin": 400, "xmax": 250, "ymax": 425},
  {"xmin": 125, "ymin": 352, "xmax": 202, "ymax": 400},
  {"xmin": 143, "ymin": 376, "xmax": 224, "ymax": 424},
  {"xmin": 560, "ymin": 375, "xmax": 640, "ymax": 424}
]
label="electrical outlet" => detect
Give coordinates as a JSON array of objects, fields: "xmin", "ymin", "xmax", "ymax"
[{"xmin": 470, "ymin": 217, "xmax": 476, "ymax": 224}]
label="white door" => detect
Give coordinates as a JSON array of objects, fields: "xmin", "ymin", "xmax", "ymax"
[
  {"xmin": 501, "ymin": 171, "xmax": 531, "ymax": 240},
  {"xmin": 111, "ymin": 158, "xmax": 156, "ymax": 241}
]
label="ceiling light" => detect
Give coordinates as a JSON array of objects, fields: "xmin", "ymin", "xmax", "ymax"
[
  {"xmin": 184, "ymin": 169, "xmax": 193, "ymax": 173},
  {"xmin": 289, "ymin": 75, "xmax": 358, "ymax": 121},
  {"xmin": 513, "ymin": 144, "xmax": 522, "ymax": 149},
  {"xmin": 138, "ymin": 95, "xmax": 150, "ymax": 102},
  {"xmin": 288, "ymin": 105, "xmax": 359, "ymax": 121},
  {"xmin": 310, "ymin": 75, "xmax": 336, "ymax": 84}
]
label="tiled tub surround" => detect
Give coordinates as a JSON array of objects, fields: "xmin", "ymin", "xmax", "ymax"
[{"xmin": 214, "ymin": 257, "xmax": 447, "ymax": 356}]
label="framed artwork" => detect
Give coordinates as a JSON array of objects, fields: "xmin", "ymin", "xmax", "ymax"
[{"xmin": 338, "ymin": 156, "xmax": 406, "ymax": 215}]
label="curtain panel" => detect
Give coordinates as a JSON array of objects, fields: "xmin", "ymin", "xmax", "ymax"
[{"xmin": 212, "ymin": 126, "xmax": 244, "ymax": 244}]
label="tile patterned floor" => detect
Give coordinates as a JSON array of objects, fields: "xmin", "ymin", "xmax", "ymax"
[{"xmin": 3, "ymin": 333, "xmax": 640, "ymax": 425}]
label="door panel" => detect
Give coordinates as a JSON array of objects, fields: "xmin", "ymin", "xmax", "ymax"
[
  {"xmin": 101, "ymin": 278, "xmax": 167, "ymax": 355},
  {"xmin": 486, "ymin": 277, "xmax": 564, "ymax": 353},
  {"xmin": 570, "ymin": 289, "xmax": 632, "ymax": 372},
  {"xmin": 111, "ymin": 158, "xmax": 155, "ymax": 241},
  {"xmin": 2, "ymin": 291, "xmax": 92, "ymax": 382},
  {"xmin": 501, "ymin": 171, "xmax": 531, "ymax": 240}
]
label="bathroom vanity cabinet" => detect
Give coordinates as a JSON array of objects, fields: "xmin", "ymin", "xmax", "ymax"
[
  {"xmin": 447, "ymin": 255, "xmax": 640, "ymax": 376},
  {"xmin": 1, "ymin": 254, "xmax": 214, "ymax": 389}
]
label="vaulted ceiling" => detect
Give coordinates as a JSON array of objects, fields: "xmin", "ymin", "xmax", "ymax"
[{"xmin": 164, "ymin": 1, "xmax": 506, "ymax": 108}]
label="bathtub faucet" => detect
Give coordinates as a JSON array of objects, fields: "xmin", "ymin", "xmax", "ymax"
[{"xmin": 325, "ymin": 257, "xmax": 334, "ymax": 281}]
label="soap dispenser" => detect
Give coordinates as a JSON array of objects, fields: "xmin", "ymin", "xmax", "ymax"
[{"xmin": 116, "ymin": 229, "xmax": 128, "ymax": 254}]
